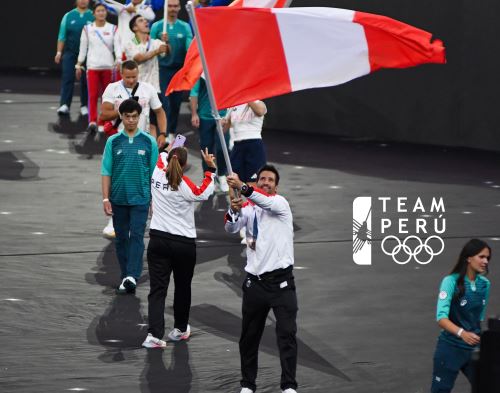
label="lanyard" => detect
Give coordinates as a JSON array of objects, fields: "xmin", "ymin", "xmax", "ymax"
[
  {"xmin": 121, "ymin": 81, "xmax": 133, "ymax": 98},
  {"xmin": 92, "ymin": 25, "xmax": 114, "ymax": 54}
]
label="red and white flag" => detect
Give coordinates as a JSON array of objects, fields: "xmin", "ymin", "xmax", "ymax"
[
  {"xmin": 192, "ymin": 7, "xmax": 446, "ymax": 109},
  {"xmin": 166, "ymin": 0, "xmax": 290, "ymax": 95}
]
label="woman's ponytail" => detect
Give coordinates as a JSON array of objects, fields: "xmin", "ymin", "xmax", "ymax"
[{"xmin": 166, "ymin": 147, "xmax": 188, "ymax": 191}]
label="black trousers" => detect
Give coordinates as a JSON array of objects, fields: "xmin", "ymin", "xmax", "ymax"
[
  {"xmin": 146, "ymin": 231, "xmax": 196, "ymax": 339},
  {"xmin": 240, "ymin": 267, "xmax": 298, "ymax": 391}
]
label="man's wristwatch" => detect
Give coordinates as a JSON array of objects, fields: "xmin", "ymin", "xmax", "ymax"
[{"xmin": 241, "ymin": 183, "xmax": 249, "ymax": 194}]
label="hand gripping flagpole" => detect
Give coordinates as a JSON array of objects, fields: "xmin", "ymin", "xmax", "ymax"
[{"xmin": 186, "ymin": 1, "xmax": 234, "ymax": 177}]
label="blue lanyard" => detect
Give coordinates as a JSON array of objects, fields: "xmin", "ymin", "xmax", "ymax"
[
  {"xmin": 121, "ymin": 81, "xmax": 133, "ymax": 98},
  {"xmin": 253, "ymin": 212, "xmax": 258, "ymax": 240},
  {"xmin": 93, "ymin": 25, "xmax": 113, "ymax": 53}
]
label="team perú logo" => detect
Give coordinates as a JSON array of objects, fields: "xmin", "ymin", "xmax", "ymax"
[{"xmin": 353, "ymin": 197, "xmax": 446, "ymax": 265}]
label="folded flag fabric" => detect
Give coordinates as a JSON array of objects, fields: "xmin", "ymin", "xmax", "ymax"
[
  {"xmin": 166, "ymin": 0, "xmax": 290, "ymax": 95},
  {"xmin": 193, "ymin": 6, "xmax": 446, "ymax": 109}
]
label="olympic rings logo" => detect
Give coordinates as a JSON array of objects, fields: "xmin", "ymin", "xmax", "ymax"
[{"xmin": 381, "ymin": 235, "xmax": 444, "ymax": 265}]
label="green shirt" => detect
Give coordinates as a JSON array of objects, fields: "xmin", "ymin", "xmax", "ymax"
[
  {"xmin": 150, "ymin": 19, "xmax": 193, "ymax": 69},
  {"xmin": 101, "ymin": 129, "xmax": 159, "ymax": 206},
  {"xmin": 436, "ymin": 273, "xmax": 490, "ymax": 349},
  {"xmin": 58, "ymin": 8, "xmax": 94, "ymax": 54},
  {"xmin": 190, "ymin": 78, "xmax": 227, "ymax": 120}
]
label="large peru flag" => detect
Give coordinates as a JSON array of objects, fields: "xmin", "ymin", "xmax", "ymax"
[
  {"xmin": 193, "ymin": 7, "xmax": 446, "ymax": 109},
  {"xmin": 166, "ymin": 0, "xmax": 290, "ymax": 95}
]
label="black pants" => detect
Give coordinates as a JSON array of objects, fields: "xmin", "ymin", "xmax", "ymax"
[
  {"xmin": 146, "ymin": 231, "xmax": 196, "ymax": 339},
  {"xmin": 240, "ymin": 267, "xmax": 298, "ymax": 391}
]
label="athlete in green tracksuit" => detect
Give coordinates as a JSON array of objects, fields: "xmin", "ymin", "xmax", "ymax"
[
  {"xmin": 101, "ymin": 99, "xmax": 159, "ymax": 294},
  {"xmin": 431, "ymin": 238, "xmax": 491, "ymax": 392},
  {"xmin": 55, "ymin": 0, "xmax": 94, "ymax": 115}
]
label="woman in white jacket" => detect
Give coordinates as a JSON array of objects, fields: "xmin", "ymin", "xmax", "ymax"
[
  {"xmin": 76, "ymin": 3, "xmax": 120, "ymax": 133},
  {"xmin": 142, "ymin": 147, "xmax": 216, "ymax": 348}
]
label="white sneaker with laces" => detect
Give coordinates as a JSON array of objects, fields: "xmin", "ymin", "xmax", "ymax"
[
  {"xmin": 282, "ymin": 389, "xmax": 297, "ymax": 393},
  {"xmin": 218, "ymin": 175, "xmax": 229, "ymax": 192},
  {"xmin": 167, "ymin": 324, "xmax": 191, "ymax": 341},
  {"xmin": 57, "ymin": 104, "xmax": 69, "ymax": 115},
  {"xmin": 240, "ymin": 389, "xmax": 253, "ymax": 393},
  {"xmin": 80, "ymin": 106, "xmax": 88, "ymax": 116},
  {"xmin": 142, "ymin": 333, "xmax": 167, "ymax": 348},
  {"xmin": 102, "ymin": 218, "xmax": 115, "ymax": 239}
]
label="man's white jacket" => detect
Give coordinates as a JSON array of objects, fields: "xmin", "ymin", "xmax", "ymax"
[{"xmin": 225, "ymin": 187, "xmax": 294, "ymax": 276}]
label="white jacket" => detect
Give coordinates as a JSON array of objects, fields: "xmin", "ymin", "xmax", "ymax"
[
  {"xmin": 150, "ymin": 152, "xmax": 215, "ymax": 238},
  {"xmin": 225, "ymin": 188, "xmax": 294, "ymax": 276},
  {"xmin": 78, "ymin": 22, "xmax": 120, "ymax": 69}
]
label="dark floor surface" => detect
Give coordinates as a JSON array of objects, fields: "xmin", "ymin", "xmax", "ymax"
[{"xmin": 0, "ymin": 76, "xmax": 499, "ymax": 393}]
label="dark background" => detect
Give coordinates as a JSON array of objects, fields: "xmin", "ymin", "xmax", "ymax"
[{"xmin": 3, "ymin": 0, "xmax": 500, "ymax": 151}]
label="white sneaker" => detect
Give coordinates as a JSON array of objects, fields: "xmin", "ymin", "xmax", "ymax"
[
  {"xmin": 240, "ymin": 389, "xmax": 253, "ymax": 393},
  {"xmin": 57, "ymin": 104, "xmax": 69, "ymax": 115},
  {"xmin": 282, "ymin": 389, "xmax": 297, "ymax": 393},
  {"xmin": 80, "ymin": 106, "xmax": 88, "ymax": 116},
  {"xmin": 167, "ymin": 324, "xmax": 191, "ymax": 342},
  {"xmin": 218, "ymin": 175, "xmax": 229, "ymax": 192},
  {"xmin": 142, "ymin": 333, "xmax": 167, "ymax": 348},
  {"xmin": 102, "ymin": 218, "xmax": 115, "ymax": 239}
]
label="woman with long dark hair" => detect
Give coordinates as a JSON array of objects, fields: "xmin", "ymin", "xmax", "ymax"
[
  {"xmin": 431, "ymin": 238, "xmax": 491, "ymax": 392},
  {"xmin": 142, "ymin": 147, "xmax": 216, "ymax": 348}
]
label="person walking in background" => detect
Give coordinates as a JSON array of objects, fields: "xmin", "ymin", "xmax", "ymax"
[
  {"xmin": 100, "ymin": 60, "xmax": 166, "ymax": 238},
  {"xmin": 151, "ymin": 0, "xmax": 193, "ymax": 142},
  {"xmin": 101, "ymin": 98, "xmax": 159, "ymax": 295},
  {"xmin": 125, "ymin": 14, "xmax": 169, "ymax": 139},
  {"xmin": 76, "ymin": 2, "xmax": 121, "ymax": 135},
  {"xmin": 226, "ymin": 101, "xmax": 267, "ymax": 187},
  {"xmin": 190, "ymin": 78, "xmax": 230, "ymax": 192},
  {"xmin": 431, "ymin": 238, "xmax": 491, "ymax": 393},
  {"xmin": 143, "ymin": 147, "xmax": 216, "ymax": 348},
  {"xmin": 97, "ymin": 0, "xmax": 155, "ymax": 62},
  {"xmin": 55, "ymin": 0, "xmax": 94, "ymax": 116}
]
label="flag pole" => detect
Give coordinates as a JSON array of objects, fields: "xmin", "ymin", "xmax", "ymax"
[
  {"xmin": 163, "ymin": 0, "xmax": 167, "ymax": 34},
  {"xmin": 186, "ymin": 1, "xmax": 234, "ymax": 177}
]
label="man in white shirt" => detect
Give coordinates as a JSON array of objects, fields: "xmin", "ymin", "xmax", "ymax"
[
  {"xmin": 225, "ymin": 165, "xmax": 298, "ymax": 393},
  {"xmin": 97, "ymin": 0, "xmax": 155, "ymax": 58},
  {"xmin": 99, "ymin": 59, "xmax": 166, "ymax": 238},
  {"xmin": 125, "ymin": 14, "xmax": 169, "ymax": 137}
]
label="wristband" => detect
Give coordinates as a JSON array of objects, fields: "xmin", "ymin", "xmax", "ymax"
[
  {"xmin": 103, "ymin": 198, "xmax": 109, "ymax": 203},
  {"xmin": 158, "ymin": 132, "xmax": 166, "ymax": 137},
  {"xmin": 241, "ymin": 183, "xmax": 254, "ymax": 197},
  {"xmin": 57, "ymin": 51, "xmax": 62, "ymax": 55},
  {"xmin": 456, "ymin": 328, "xmax": 464, "ymax": 337}
]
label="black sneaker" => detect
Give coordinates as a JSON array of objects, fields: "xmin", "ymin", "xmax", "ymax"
[
  {"xmin": 116, "ymin": 277, "xmax": 136, "ymax": 294},
  {"xmin": 123, "ymin": 277, "xmax": 136, "ymax": 294}
]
